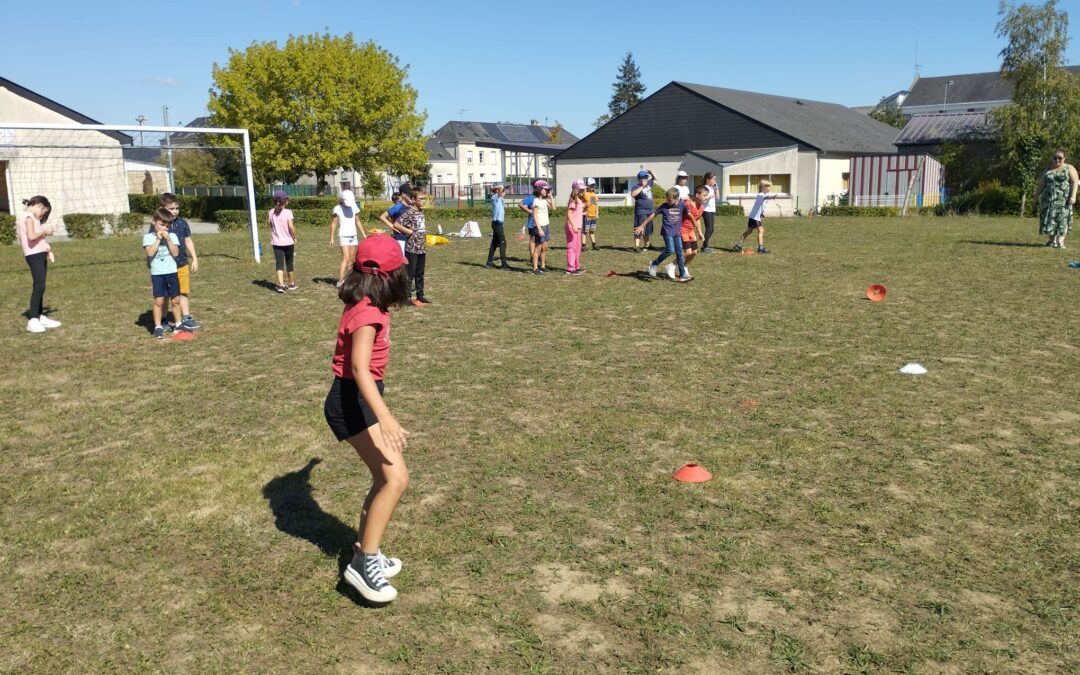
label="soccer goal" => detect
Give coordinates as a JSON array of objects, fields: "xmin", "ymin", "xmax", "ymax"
[{"xmin": 0, "ymin": 122, "xmax": 261, "ymax": 262}]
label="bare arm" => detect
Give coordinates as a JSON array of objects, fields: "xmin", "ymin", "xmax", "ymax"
[
  {"xmin": 166, "ymin": 235, "xmax": 180, "ymax": 258},
  {"xmin": 329, "ymin": 214, "xmax": 338, "ymax": 247},
  {"xmin": 517, "ymin": 201, "xmax": 531, "ymax": 215},
  {"xmin": 1069, "ymin": 165, "xmax": 1079, "ymax": 204},
  {"xmin": 350, "ymin": 326, "xmax": 409, "ymax": 453},
  {"xmin": 184, "ymin": 236, "xmax": 198, "ymax": 273},
  {"xmin": 287, "ymin": 218, "xmax": 296, "ymax": 241},
  {"xmin": 24, "ymin": 215, "xmax": 53, "ymax": 239}
]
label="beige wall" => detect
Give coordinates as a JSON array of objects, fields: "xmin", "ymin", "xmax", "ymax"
[
  {"xmin": 555, "ymin": 157, "xmax": 683, "ymax": 204},
  {"xmin": 0, "ymin": 86, "xmax": 129, "ymax": 233},
  {"xmin": 817, "ymin": 157, "xmax": 849, "ymax": 207}
]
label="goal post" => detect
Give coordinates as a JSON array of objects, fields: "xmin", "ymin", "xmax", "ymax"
[{"xmin": 0, "ymin": 122, "xmax": 261, "ymax": 262}]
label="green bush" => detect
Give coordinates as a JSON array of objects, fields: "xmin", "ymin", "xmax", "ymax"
[
  {"xmin": 819, "ymin": 205, "xmax": 901, "ymax": 217},
  {"xmin": 945, "ymin": 181, "xmax": 1024, "ymax": 216},
  {"xmin": 64, "ymin": 213, "xmax": 107, "ymax": 239},
  {"xmin": 112, "ymin": 212, "xmax": 147, "ymax": 236},
  {"xmin": 128, "ymin": 194, "xmax": 247, "ymax": 220},
  {"xmin": 0, "ymin": 213, "xmax": 14, "ymax": 245},
  {"xmin": 716, "ymin": 204, "xmax": 745, "ymax": 217}
]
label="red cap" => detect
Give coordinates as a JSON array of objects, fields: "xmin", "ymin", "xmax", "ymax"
[{"xmin": 354, "ymin": 234, "xmax": 405, "ymax": 277}]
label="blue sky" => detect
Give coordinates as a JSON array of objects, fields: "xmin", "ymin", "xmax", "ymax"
[{"xmin": 2, "ymin": 0, "xmax": 1078, "ymax": 138}]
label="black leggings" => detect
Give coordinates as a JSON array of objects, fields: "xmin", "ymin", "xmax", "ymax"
[
  {"xmin": 702, "ymin": 211, "xmax": 715, "ymax": 249},
  {"xmin": 273, "ymin": 244, "xmax": 295, "ymax": 272},
  {"xmin": 406, "ymin": 251, "xmax": 426, "ymax": 299},
  {"xmin": 25, "ymin": 252, "xmax": 48, "ymax": 318},
  {"xmin": 487, "ymin": 220, "xmax": 506, "ymax": 263}
]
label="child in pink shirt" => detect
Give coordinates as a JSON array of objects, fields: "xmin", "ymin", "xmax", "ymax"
[
  {"xmin": 564, "ymin": 180, "xmax": 586, "ymax": 275},
  {"xmin": 268, "ymin": 191, "xmax": 297, "ymax": 293},
  {"xmin": 17, "ymin": 196, "xmax": 61, "ymax": 333}
]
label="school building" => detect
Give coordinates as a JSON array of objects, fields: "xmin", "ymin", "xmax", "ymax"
[{"xmin": 553, "ymin": 81, "xmax": 901, "ymax": 215}]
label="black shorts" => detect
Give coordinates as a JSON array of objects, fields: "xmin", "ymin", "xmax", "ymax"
[
  {"xmin": 747, "ymin": 218, "xmax": 763, "ymax": 230},
  {"xmin": 635, "ymin": 210, "xmax": 654, "ymax": 237},
  {"xmin": 324, "ymin": 377, "xmax": 384, "ymax": 441},
  {"xmin": 682, "ymin": 239, "xmax": 698, "ymax": 251}
]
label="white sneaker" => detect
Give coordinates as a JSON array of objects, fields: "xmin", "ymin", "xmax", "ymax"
[
  {"xmin": 26, "ymin": 318, "xmax": 46, "ymax": 333},
  {"xmin": 647, "ymin": 262, "xmax": 658, "ymax": 278},
  {"xmin": 666, "ymin": 263, "xmax": 676, "ymax": 279},
  {"xmin": 39, "ymin": 315, "xmax": 61, "ymax": 329}
]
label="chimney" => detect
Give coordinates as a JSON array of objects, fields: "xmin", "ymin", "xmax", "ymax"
[{"xmin": 530, "ymin": 119, "xmax": 539, "ymax": 126}]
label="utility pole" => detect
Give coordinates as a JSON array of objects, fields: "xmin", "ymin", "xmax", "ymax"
[{"xmin": 135, "ymin": 115, "xmax": 148, "ymax": 146}]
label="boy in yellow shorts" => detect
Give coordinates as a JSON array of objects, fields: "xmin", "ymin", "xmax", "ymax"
[{"xmin": 157, "ymin": 193, "xmax": 201, "ymax": 329}]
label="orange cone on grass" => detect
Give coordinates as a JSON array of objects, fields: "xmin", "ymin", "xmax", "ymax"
[
  {"xmin": 866, "ymin": 284, "xmax": 887, "ymax": 302},
  {"xmin": 673, "ymin": 463, "xmax": 712, "ymax": 483}
]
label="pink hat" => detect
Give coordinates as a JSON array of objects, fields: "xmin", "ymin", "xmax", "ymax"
[
  {"xmin": 571, "ymin": 179, "xmax": 586, "ymax": 190},
  {"xmin": 534, "ymin": 180, "xmax": 551, "ymax": 190},
  {"xmin": 354, "ymin": 234, "xmax": 405, "ymax": 277}
]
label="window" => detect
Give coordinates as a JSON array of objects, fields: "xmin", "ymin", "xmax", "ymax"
[
  {"xmin": 728, "ymin": 174, "xmax": 791, "ymax": 194},
  {"xmin": 466, "ymin": 151, "xmax": 473, "ymax": 164},
  {"xmin": 596, "ymin": 177, "xmax": 632, "ymax": 194},
  {"xmin": 468, "ymin": 173, "xmax": 474, "ymax": 184},
  {"xmin": 479, "ymin": 151, "xmax": 484, "ymax": 164},
  {"xmin": 842, "ymin": 172, "xmax": 850, "ymax": 191}
]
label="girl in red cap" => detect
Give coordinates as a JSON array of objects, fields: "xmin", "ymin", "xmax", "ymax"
[{"xmin": 323, "ymin": 234, "xmax": 411, "ymax": 604}]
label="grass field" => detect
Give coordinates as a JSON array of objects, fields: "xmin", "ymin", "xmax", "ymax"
[{"xmin": 1, "ymin": 216, "xmax": 1077, "ymax": 673}]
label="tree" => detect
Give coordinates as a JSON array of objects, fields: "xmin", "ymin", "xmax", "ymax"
[
  {"xmin": 594, "ymin": 52, "xmax": 646, "ymax": 128},
  {"xmin": 990, "ymin": 0, "xmax": 1080, "ymax": 213},
  {"xmin": 546, "ymin": 121, "xmax": 565, "ymax": 143},
  {"xmin": 170, "ymin": 149, "xmax": 225, "ymax": 187},
  {"xmin": 208, "ymin": 33, "xmax": 428, "ymax": 191},
  {"xmin": 868, "ymin": 103, "xmax": 908, "ymax": 129}
]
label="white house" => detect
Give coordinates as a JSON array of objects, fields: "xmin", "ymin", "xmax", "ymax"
[
  {"xmin": 426, "ymin": 121, "xmax": 578, "ymax": 199},
  {"xmin": 0, "ymin": 76, "xmax": 130, "ymax": 232},
  {"xmin": 554, "ymin": 81, "xmax": 902, "ymax": 214}
]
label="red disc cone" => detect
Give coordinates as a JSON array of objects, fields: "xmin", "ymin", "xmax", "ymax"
[
  {"xmin": 606, "ymin": 270, "xmax": 617, "ymax": 277},
  {"xmin": 515, "ymin": 233, "xmax": 527, "ymax": 240},
  {"xmin": 741, "ymin": 249, "xmax": 755, "ymax": 255},
  {"xmin": 866, "ymin": 284, "xmax": 887, "ymax": 302},
  {"xmin": 673, "ymin": 463, "xmax": 712, "ymax": 483}
]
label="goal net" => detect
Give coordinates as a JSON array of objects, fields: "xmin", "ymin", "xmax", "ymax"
[{"xmin": 0, "ymin": 122, "xmax": 261, "ymax": 261}]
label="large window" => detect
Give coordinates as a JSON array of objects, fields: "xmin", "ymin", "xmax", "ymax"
[
  {"xmin": 596, "ymin": 176, "xmax": 632, "ymax": 194},
  {"xmin": 728, "ymin": 173, "xmax": 791, "ymax": 194}
]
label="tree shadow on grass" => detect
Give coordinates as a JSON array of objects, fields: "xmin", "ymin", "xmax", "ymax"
[
  {"xmin": 262, "ymin": 458, "xmax": 378, "ymax": 606},
  {"xmin": 959, "ymin": 240, "xmax": 1047, "ymax": 248}
]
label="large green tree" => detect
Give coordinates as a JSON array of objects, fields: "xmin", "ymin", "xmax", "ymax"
[
  {"xmin": 208, "ymin": 33, "xmax": 428, "ymax": 191},
  {"xmin": 594, "ymin": 52, "xmax": 646, "ymax": 128},
  {"xmin": 990, "ymin": 0, "xmax": 1080, "ymax": 213}
]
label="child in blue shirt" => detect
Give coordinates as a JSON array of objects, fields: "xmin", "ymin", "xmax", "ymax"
[
  {"xmin": 635, "ymin": 188, "xmax": 691, "ymax": 282},
  {"xmin": 485, "ymin": 185, "xmax": 509, "ymax": 269},
  {"xmin": 141, "ymin": 208, "xmax": 187, "ymax": 338}
]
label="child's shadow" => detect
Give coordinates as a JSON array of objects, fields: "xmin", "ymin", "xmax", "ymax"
[
  {"xmin": 312, "ymin": 277, "xmax": 339, "ymax": 286},
  {"xmin": 261, "ymin": 458, "xmax": 375, "ymax": 606},
  {"xmin": 134, "ymin": 310, "xmax": 155, "ymax": 333},
  {"xmin": 251, "ymin": 279, "xmax": 280, "ymax": 292}
]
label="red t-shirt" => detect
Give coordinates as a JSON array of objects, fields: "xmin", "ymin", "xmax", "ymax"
[
  {"xmin": 332, "ymin": 298, "xmax": 390, "ymax": 380},
  {"xmin": 681, "ymin": 199, "xmax": 703, "ymax": 241}
]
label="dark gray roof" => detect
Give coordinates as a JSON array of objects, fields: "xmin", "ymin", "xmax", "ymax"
[
  {"xmin": 904, "ymin": 66, "xmax": 1080, "ymax": 107},
  {"xmin": 687, "ymin": 146, "xmax": 794, "ymax": 164},
  {"xmin": 163, "ymin": 116, "xmax": 212, "ymax": 146},
  {"xmin": 122, "ymin": 146, "xmax": 166, "ymax": 164},
  {"xmin": 433, "ymin": 121, "xmax": 579, "ymax": 146},
  {"xmin": 0, "ymin": 76, "xmax": 132, "ymax": 145},
  {"xmin": 894, "ymin": 112, "xmax": 995, "ymax": 146},
  {"xmin": 475, "ymin": 140, "xmax": 572, "ymax": 155},
  {"xmin": 677, "ymin": 82, "xmax": 900, "ymax": 154},
  {"xmin": 425, "ymin": 137, "xmax": 455, "ymax": 161}
]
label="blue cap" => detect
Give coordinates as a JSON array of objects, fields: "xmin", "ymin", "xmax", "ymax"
[{"xmin": 637, "ymin": 170, "xmax": 650, "ymax": 179}]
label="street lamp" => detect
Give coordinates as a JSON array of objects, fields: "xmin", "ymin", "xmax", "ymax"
[
  {"xmin": 942, "ymin": 80, "xmax": 955, "ymax": 112},
  {"xmin": 135, "ymin": 114, "xmax": 148, "ymax": 146}
]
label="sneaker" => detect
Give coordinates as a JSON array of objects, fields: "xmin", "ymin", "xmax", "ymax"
[
  {"xmin": 344, "ymin": 551, "xmax": 398, "ymax": 603},
  {"xmin": 484, "ymin": 261, "xmax": 496, "ymax": 269},
  {"xmin": 378, "ymin": 551, "xmax": 402, "ymax": 578},
  {"xmin": 500, "ymin": 263, "xmax": 512, "ymax": 270},
  {"xmin": 702, "ymin": 247, "xmax": 716, "ymax": 254},
  {"xmin": 182, "ymin": 315, "xmax": 201, "ymax": 330},
  {"xmin": 274, "ymin": 285, "xmax": 286, "ymax": 294},
  {"xmin": 174, "ymin": 322, "xmax": 193, "ymax": 333},
  {"xmin": 1059, "ymin": 242, "xmax": 1067, "ymax": 250},
  {"xmin": 416, "ymin": 296, "xmax": 432, "ymax": 305},
  {"xmin": 26, "ymin": 318, "xmax": 46, "ymax": 333},
  {"xmin": 565, "ymin": 270, "xmax": 574, "ymax": 275},
  {"xmin": 533, "ymin": 269, "xmax": 542, "ymax": 276},
  {"xmin": 539, "ymin": 268, "xmax": 547, "ymax": 274},
  {"xmin": 287, "ymin": 283, "xmax": 299, "ymax": 291},
  {"xmin": 39, "ymin": 315, "xmax": 61, "ymax": 329},
  {"xmin": 1046, "ymin": 240, "xmax": 1056, "ymax": 247},
  {"xmin": 572, "ymin": 269, "xmax": 585, "ymax": 276},
  {"xmin": 335, "ymin": 280, "xmax": 345, "ymax": 288},
  {"xmin": 647, "ymin": 262, "xmax": 658, "ymax": 278},
  {"xmin": 634, "ymin": 247, "xmax": 643, "ymax": 254},
  {"xmin": 679, "ymin": 274, "xmax": 693, "ymax": 282},
  {"xmin": 152, "ymin": 325, "xmax": 165, "ymax": 339},
  {"xmin": 592, "ymin": 244, "xmax": 599, "ymax": 250},
  {"xmin": 732, "ymin": 243, "xmax": 742, "ymax": 253},
  {"xmin": 666, "ymin": 263, "xmax": 677, "ymax": 279},
  {"xmin": 757, "ymin": 246, "xmax": 769, "ymax": 254},
  {"xmin": 164, "ymin": 322, "xmax": 176, "ymax": 333}
]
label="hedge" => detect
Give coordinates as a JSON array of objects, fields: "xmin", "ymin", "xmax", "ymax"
[
  {"xmin": 113, "ymin": 212, "xmax": 147, "ymax": 236},
  {"xmin": 64, "ymin": 213, "xmax": 107, "ymax": 239},
  {"xmin": 0, "ymin": 213, "xmax": 14, "ymax": 245}
]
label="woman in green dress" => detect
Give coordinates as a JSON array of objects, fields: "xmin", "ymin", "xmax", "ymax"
[{"xmin": 1036, "ymin": 148, "xmax": 1078, "ymax": 249}]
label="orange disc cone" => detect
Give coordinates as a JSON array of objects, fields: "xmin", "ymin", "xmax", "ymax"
[
  {"xmin": 741, "ymin": 249, "xmax": 755, "ymax": 255},
  {"xmin": 866, "ymin": 284, "xmax": 887, "ymax": 302},
  {"xmin": 515, "ymin": 233, "xmax": 527, "ymax": 240},
  {"xmin": 171, "ymin": 331, "xmax": 195, "ymax": 341},
  {"xmin": 606, "ymin": 270, "xmax": 617, "ymax": 277},
  {"xmin": 673, "ymin": 463, "xmax": 712, "ymax": 483}
]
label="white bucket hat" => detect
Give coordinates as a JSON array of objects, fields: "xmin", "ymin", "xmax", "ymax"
[{"xmin": 340, "ymin": 190, "xmax": 357, "ymax": 209}]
